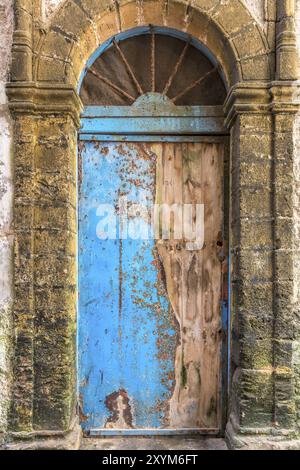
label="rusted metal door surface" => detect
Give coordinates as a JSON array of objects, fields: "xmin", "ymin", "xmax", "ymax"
[{"xmin": 78, "ymin": 140, "xmax": 224, "ymax": 435}]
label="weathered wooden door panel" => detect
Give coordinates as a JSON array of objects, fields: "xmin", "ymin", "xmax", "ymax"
[
  {"xmin": 78, "ymin": 141, "xmax": 224, "ymax": 433},
  {"xmin": 155, "ymin": 143, "xmax": 224, "ymax": 429}
]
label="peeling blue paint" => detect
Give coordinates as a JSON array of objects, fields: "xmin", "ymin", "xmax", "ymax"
[{"xmin": 78, "ymin": 142, "xmax": 177, "ymax": 431}]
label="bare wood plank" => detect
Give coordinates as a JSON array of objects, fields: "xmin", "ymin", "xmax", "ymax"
[{"xmin": 154, "ymin": 142, "xmax": 224, "ymax": 429}]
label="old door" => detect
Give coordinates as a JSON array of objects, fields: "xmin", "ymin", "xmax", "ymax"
[{"xmin": 78, "ymin": 139, "xmax": 225, "ymax": 435}]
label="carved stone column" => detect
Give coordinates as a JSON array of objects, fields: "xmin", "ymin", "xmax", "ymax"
[
  {"xmin": 276, "ymin": 0, "xmax": 299, "ymax": 80},
  {"xmin": 6, "ymin": 83, "xmax": 82, "ymax": 449},
  {"xmin": 12, "ymin": 0, "xmax": 33, "ymax": 82},
  {"xmin": 269, "ymin": 83, "xmax": 300, "ymax": 445},
  {"xmin": 224, "ymin": 84, "xmax": 278, "ymax": 449},
  {"xmin": 225, "ymin": 78, "xmax": 300, "ymax": 449}
]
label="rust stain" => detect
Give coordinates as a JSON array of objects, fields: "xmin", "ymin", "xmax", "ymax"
[
  {"xmin": 79, "ymin": 392, "xmax": 89, "ymax": 423},
  {"xmin": 105, "ymin": 389, "xmax": 133, "ymax": 429},
  {"xmin": 78, "ymin": 143, "xmax": 84, "ymax": 195},
  {"xmin": 118, "ymin": 236, "xmax": 123, "ymax": 349}
]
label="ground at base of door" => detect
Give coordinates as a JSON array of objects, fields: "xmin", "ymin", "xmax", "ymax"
[{"xmin": 80, "ymin": 437, "xmax": 228, "ymax": 450}]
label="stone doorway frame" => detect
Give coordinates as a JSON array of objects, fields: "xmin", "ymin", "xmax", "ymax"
[{"xmin": 5, "ymin": 0, "xmax": 300, "ymax": 450}]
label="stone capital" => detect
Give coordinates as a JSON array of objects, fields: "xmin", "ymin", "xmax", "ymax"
[
  {"xmin": 224, "ymin": 80, "xmax": 300, "ymax": 127},
  {"xmin": 224, "ymin": 82, "xmax": 270, "ymax": 128},
  {"xmin": 270, "ymin": 80, "xmax": 300, "ymax": 114},
  {"xmin": 6, "ymin": 82, "xmax": 83, "ymax": 127}
]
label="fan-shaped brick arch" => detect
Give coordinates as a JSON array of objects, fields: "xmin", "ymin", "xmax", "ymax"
[{"xmin": 36, "ymin": 0, "xmax": 271, "ymax": 88}]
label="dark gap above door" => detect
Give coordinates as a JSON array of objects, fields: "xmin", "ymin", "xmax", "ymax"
[{"xmin": 80, "ymin": 33, "xmax": 226, "ymax": 106}]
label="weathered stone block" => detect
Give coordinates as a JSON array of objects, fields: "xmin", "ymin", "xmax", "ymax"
[
  {"xmin": 14, "ymin": 285, "xmax": 34, "ymax": 312},
  {"xmin": 17, "ymin": 0, "xmax": 33, "ymax": 11},
  {"xmin": 239, "ymin": 369, "xmax": 274, "ymax": 428},
  {"xmin": 74, "ymin": 0, "xmax": 111, "ymax": 19},
  {"xmin": 274, "ymin": 132, "xmax": 294, "ymax": 160},
  {"xmin": 137, "ymin": 0, "xmax": 166, "ymax": 25},
  {"xmin": 274, "ymin": 340, "xmax": 294, "ymax": 368},
  {"xmin": 240, "ymin": 55, "xmax": 271, "ymax": 80},
  {"xmin": 239, "ymin": 219, "xmax": 273, "ymax": 250},
  {"xmin": 34, "ymin": 254, "xmax": 76, "ymax": 287},
  {"xmin": 33, "ymin": 307, "xmax": 76, "ymax": 430},
  {"xmin": 274, "ymin": 218, "xmax": 294, "ymax": 250},
  {"xmin": 236, "ymin": 282, "xmax": 273, "ymax": 315},
  {"xmin": 3, "ymin": 0, "xmax": 299, "ymax": 451},
  {"xmin": 14, "ymin": 141, "xmax": 35, "ymax": 173},
  {"xmin": 237, "ymin": 160, "xmax": 272, "ymax": 187},
  {"xmin": 274, "ymin": 281, "xmax": 295, "ymax": 339},
  {"xmin": 274, "ymin": 369, "xmax": 296, "ymax": 429},
  {"xmin": 9, "ymin": 327, "xmax": 34, "ymax": 432},
  {"xmin": 33, "ymin": 359, "xmax": 75, "ymax": 430},
  {"xmin": 14, "ymin": 204, "xmax": 33, "ymax": 231},
  {"xmin": 35, "ymin": 286, "xmax": 76, "ymax": 313},
  {"xmin": 51, "ymin": 0, "xmax": 90, "ymax": 41},
  {"xmin": 238, "ymin": 134, "xmax": 272, "ymax": 161},
  {"xmin": 239, "ymin": 188, "xmax": 272, "ymax": 219},
  {"xmin": 239, "ymin": 249, "xmax": 273, "ymax": 282},
  {"xmin": 14, "ymin": 62, "xmax": 32, "ymax": 90},
  {"xmin": 34, "ymin": 172, "xmax": 76, "ymax": 205},
  {"xmin": 37, "ymin": 56, "xmax": 67, "ymax": 82},
  {"xmin": 35, "ymin": 139, "xmax": 75, "ymax": 175},
  {"xmin": 238, "ymin": 115, "xmax": 272, "ymax": 134},
  {"xmin": 233, "ymin": 24, "xmax": 266, "ymax": 59},
  {"xmin": 34, "ymin": 229, "xmax": 76, "ymax": 256},
  {"xmin": 194, "ymin": 0, "xmax": 219, "ymax": 11},
  {"xmin": 13, "ymin": 314, "xmax": 34, "ymax": 343},
  {"xmin": 239, "ymin": 309, "xmax": 273, "ymax": 340},
  {"xmin": 14, "ymin": 171, "xmax": 36, "ymax": 204},
  {"xmin": 275, "ymin": 251, "xmax": 293, "ymax": 281},
  {"xmin": 42, "ymin": 30, "xmax": 73, "ymax": 60},
  {"xmin": 276, "ymin": 191, "xmax": 294, "ymax": 219},
  {"xmin": 240, "ymin": 338, "xmax": 273, "ymax": 369},
  {"xmin": 14, "ymin": 262, "xmax": 33, "ymax": 287},
  {"xmin": 277, "ymin": 49, "xmax": 299, "ymax": 81},
  {"xmin": 34, "ymin": 205, "xmax": 76, "ymax": 232},
  {"xmin": 275, "ymin": 115, "xmax": 295, "ymax": 133},
  {"xmin": 213, "ymin": 0, "xmax": 253, "ymax": 35}
]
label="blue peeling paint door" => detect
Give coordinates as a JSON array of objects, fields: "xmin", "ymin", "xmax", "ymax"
[
  {"xmin": 78, "ymin": 142, "xmax": 177, "ymax": 432},
  {"xmin": 78, "ymin": 141, "xmax": 224, "ymax": 433}
]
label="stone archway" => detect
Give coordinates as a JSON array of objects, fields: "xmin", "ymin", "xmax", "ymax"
[
  {"xmin": 5, "ymin": 0, "xmax": 300, "ymax": 450},
  {"xmin": 35, "ymin": 0, "xmax": 271, "ymax": 86}
]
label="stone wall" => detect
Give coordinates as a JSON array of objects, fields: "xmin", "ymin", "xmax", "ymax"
[
  {"xmin": 1, "ymin": 0, "xmax": 300, "ymax": 449},
  {"xmin": 43, "ymin": 0, "xmax": 62, "ymax": 20},
  {"xmin": 0, "ymin": 0, "xmax": 13, "ymax": 441},
  {"xmin": 243, "ymin": 0, "xmax": 265, "ymax": 26},
  {"xmin": 293, "ymin": 113, "xmax": 300, "ymax": 434},
  {"xmin": 295, "ymin": 0, "xmax": 300, "ymax": 431},
  {"xmin": 42, "ymin": 0, "xmax": 268, "ymax": 24}
]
